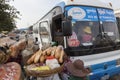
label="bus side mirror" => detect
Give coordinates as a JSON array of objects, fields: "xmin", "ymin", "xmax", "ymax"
[{"xmin": 62, "ymin": 20, "xmax": 72, "ymax": 36}]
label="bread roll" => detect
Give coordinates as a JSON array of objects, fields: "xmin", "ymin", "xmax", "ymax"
[
  {"xmin": 42, "ymin": 47, "xmax": 51, "ymax": 56},
  {"xmin": 42, "ymin": 50, "xmax": 47, "ymax": 56},
  {"xmin": 34, "ymin": 50, "xmax": 42, "ymax": 63},
  {"xmin": 59, "ymin": 50, "xmax": 65, "ymax": 63},
  {"xmin": 46, "ymin": 47, "xmax": 52, "ymax": 56},
  {"xmin": 40, "ymin": 55, "xmax": 45, "ymax": 63},
  {"xmin": 10, "ymin": 45, "xmax": 19, "ymax": 57},
  {"xmin": 9, "ymin": 39, "xmax": 26, "ymax": 58},
  {"xmin": 51, "ymin": 46, "xmax": 57, "ymax": 56},
  {"xmin": 18, "ymin": 39, "xmax": 26, "ymax": 50},
  {"xmin": 27, "ymin": 52, "xmax": 37, "ymax": 64},
  {"xmin": 55, "ymin": 46, "xmax": 62, "ymax": 59}
]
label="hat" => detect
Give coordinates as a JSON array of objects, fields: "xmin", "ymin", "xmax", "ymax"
[
  {"xmin": 66, "ymin": 59, "xmax": 89, "ymax": 77},
  {"xmin": 83, "ymin": 26, "xmax": 91, "ymax": 34}
]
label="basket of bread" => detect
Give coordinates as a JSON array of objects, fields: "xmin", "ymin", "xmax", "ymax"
[
  {"xmin": 9, "ymin": 39, "xmax": 27, "ymax": 58},
  {"xmin": 24, "ymin": 45, "xmax": 65, "ymax": 77}
]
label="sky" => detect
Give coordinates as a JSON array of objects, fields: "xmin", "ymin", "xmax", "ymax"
[{"xmin": 10, "ymin": 0, "xmax": 120, "ymax": 29}]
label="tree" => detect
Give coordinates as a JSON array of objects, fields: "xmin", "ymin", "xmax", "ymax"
[{"xmin": 0, "ymin": 0, "xmax": 20, "ymax": 32}]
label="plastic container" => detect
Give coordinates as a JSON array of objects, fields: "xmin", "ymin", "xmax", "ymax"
[{"xmin": 46, "ymin": 56, "xmax": 60, "ymax": 69}]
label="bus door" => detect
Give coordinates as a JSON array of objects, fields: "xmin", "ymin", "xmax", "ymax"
[
  {"xmin": 39, "ymin": 21, "xmax": 51, "ymax": 49},
  {"xmin": 52, "ymin": 15, "xmax": 64, "ymax": 46}
]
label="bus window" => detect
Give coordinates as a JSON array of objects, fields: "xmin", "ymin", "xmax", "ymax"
[
  {"xmin": 33, "ymin": 25, "xmax": 38, "ymax": 33},
  {"xmin": 54, "ymin": 18, "xmax": 62, "ymax": 33},
  {"xmin": 39, "ymin": 21, "xmax": 50, "ymax": 46},
  {"xmin": 53, "ymin": 17, "xmax": 64, "ymax": 45},
  {"xmin": 102, "ymin": 22, "xmax": 120, "ymax": 42}
]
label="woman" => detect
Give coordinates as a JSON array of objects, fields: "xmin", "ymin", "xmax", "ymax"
[{"xmin": 82, "ymin": 26, "xmax": 92, "ymax": 43}]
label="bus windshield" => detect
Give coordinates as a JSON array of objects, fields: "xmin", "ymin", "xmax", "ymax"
[
  {"xmin": 67, "ymin": 21, "xmax": 99, "ymax": 47},
  {"xmin": 97, "ymin": 8, "xmax": 120, "ymax": 42},
  {"xmin": 102, "ymin": 22, "xmax": 119, "ymax": 41},
  {"xmin": 65, "ymin": 6, "xmax": 120, "ymax": 47}
]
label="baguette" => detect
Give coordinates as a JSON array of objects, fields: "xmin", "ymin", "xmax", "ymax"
[
  {"xmin": 55, "ymin": 46, "xmax": 62, "ymax": 59},
  {"xmin": 10, "ymin": 45, "xmax": 19, "ymax": 57},
  {"xmin": 46, "ymin": 47, "xmax": 52, "ymax": 56},
  {"xmin": 42, "ymin": 50, "xmax": 47, "ymax": 56},
  {"xmin": 34, "ymin": 50, "xmax": 42, "ymax": 63},
  {"xmin": 42, "ymin": 47, "xmax": 50, "ymax": 56},
  {"xmin": 27, "ymin": 52, "xmax": 37, "ymax": 64},
  {"xmin": 51, "ymin": 46, "xmax": 57, "ymax": 56},
  {"xmin": 40, "ymin": 55, "xmax": 45, "ymax": 63},
  {"xmin": 59, "ymin": 50, "xmax": 65, "ymax": 63}
]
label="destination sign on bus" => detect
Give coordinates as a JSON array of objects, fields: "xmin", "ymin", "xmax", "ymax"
[
  {"xmin": 66, "ymin": 6, "xmax": 98, "ymax": 21},
  {"xmin": 97, "ymin": 8, "xmax": 116, "ymax": 22},
  {"xmin": 66, "ymin": 6, "xmax": 116, "ymax": 22}
]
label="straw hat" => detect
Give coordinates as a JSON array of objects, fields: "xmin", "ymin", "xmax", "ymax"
[
  {"xmin": 66, "ymin": 59, "xmax": 89, "ymax": 77},
  {"xmin": 83, "ymin": 26, "xmax": 91, "ymax": 34}
]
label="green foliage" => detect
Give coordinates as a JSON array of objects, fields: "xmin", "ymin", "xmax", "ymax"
[{"xmin": 0, "ymin": 0, "xmax": 20, "ymax": 32}]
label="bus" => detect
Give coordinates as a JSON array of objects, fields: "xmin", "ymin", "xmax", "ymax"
[{"xmin": 33, "ymin": 0, "xmax": 120, "ymax": 79}]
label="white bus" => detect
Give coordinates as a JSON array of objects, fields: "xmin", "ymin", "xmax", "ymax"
[{"xmin": 33, "ymin": 0, "xmax": 120, "ymax": 79}]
